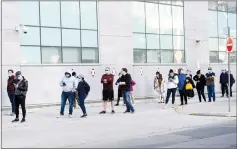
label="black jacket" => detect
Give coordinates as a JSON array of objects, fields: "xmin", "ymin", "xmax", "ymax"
[
  {"xmin": 227, "ymin": 74, "xmax": 235, "ymax": 86},
  {"xmin": 193, "ymin": 74, "xmax": 206, "ymax": 90},
  {"xmin": 220, "ymin": 72, "xmax": 228, "ymax": 84},
  {"xmin": 14, "ymin": 77, "xmax": 28, "ymax": 97},
  {"xmin": 77, "ymin": 80, "xmax": 90, "ymax": 97},
  {"xmin": 119, "ymin": 73, "xmax": 131, "ymax": 92}
]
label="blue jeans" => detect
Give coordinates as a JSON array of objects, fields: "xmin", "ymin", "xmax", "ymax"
[
  {"xmin": 60, "ymin": 92, "xmax": 74, "ymax": 115},
  {"xmin": 165, "ymin": 88, "xmax": 177, "ymax": 104},
  {"xmin": 207, "ymin": 85, "xmax": 215, "ymax": 101},
  {"xmin": 8, "ymin": 93, "xmax": 15, "ymax": 113},
  {"xmin": 122, "ymin": 91, "xmax": 135, "ymax": 112},
  {"xmin": 79, "ymin": 95, "xmax": 87, "ymax": 114}
]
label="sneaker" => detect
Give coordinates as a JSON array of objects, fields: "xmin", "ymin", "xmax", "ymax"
[
  {"xmin": 81, "ymin": 114, "xmax": 87, "ymax": 118},
  {"xmin": 163, "ymin": 105, "xmax": 167, "ymax": 109},
  {"xmin": 115, "ymin": 104, "xmax": 119, "ymax": 106},
  {"xmin": 68, "ymin": 114, "xmax": 72, "ymax": 118},
  {"xmin": 10, "ymin": 112, "xmax": 15, "ymax": 116},
  {"xmin": 21, "ymin": 118, "xmax": 26, "ymax": 123},
  {"xmin": 99, "ymin": 111, "xmax": 106, "ymax": 114},
  {"xmin": 111, "ymin": 110, "xmax": 115, "ymax": 114},
  {"xmin": 12, "ymin": 118, "xmax": 19, "ymax": 123},
  {"xmin": 172, "ymin": 105, "xmax": 175, "ymax": 108},
  {"xmin": 57, "ymin": 114, "xmax": 64, "ymax": 118},
  {"xmin": 124, "ymin": 111, "xmax": 130, "ymax": 113},
  {"xmin": 131, "ymin": 110, "xmax": 135, "ymax": 114}
]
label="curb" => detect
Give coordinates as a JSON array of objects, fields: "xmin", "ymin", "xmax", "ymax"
[{"xmin": 189, "ymin": 112, "xmax": 236, "ymax": 117}]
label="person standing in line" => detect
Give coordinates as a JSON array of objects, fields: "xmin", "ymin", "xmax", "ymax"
[
  {"xmin": 71, "ymin": 70, "xmax": 79, "ymax": 109},
  {"xmin": 115, "ymin": 73, "xmax": 124, "ymax": 106},
  {"xmin": 154, "ymin": 71, "xmax": 165, "ymax": 103},
  {"xmin": 186, "ymin": 69, "xmax": 193, "ymax": 79},
  {"xmin": 177, "ymin": 68, "xmax": 187, "ymax": 105},
  {"xmin": 99, "ymin": 67, "xmax": 115, "ymax": 114},
  {"xmin": 228, "ymin": 70, "xmax": 235, "ymax": 97},
  {"xmin": 163, "ymin": 69, "xmax": 179, "ymax": 109},
  {"xmin": 183, "ymin": 77, "xmax": 195, "ymax": 103},
  {"xmin": 77, "ymin": 74, "xmax": 90, "ymax": 118},
  {"xmin": 206, "ymin": 67, "xmax": 216, "ymax": 102},
  {"xmin": 119, "ymin": 68, "xmax": 135, "ymax": 113},
  {"xmin": 130, "ymin": 79, "xmax": 136, "ymax": 105},
  {"xmin": 220, "ymin": 69, "xmax": 228, "ymax": 97},
  {"xmin": 58, "ymin": 70, "xmax": 76, "ymax": 118},
  {"xmin": 12, "ymin": 71, "xmax": 28, "ymax": 123},
  {"xmin": 7, "ymin": 69, "xmax": 16, "ymax": 116},
  {"xmin": 193, "ymin": 70, "xmax": 207, "ymax": 102}
]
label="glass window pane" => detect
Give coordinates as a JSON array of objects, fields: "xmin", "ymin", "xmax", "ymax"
[
  {"xmin": 61, "ymin": 2, "xmax": 80, "ymax": 28},
  {"xmin": 42, "ymin": 47, "xmax": 61, "ymax": 64},
  {"xmin": 228, "ymin": 13, "xmax": 236, "ymax": 38},
  {"xmin": 145, "ymin": 3, "xmax": 159, "ymax": 34},
  {"xmin": 172, "ymin": 6, "xmax": 184, "ymax": 35},
  {"xmin": 62, "ymin": 29, "xmax": 80, "ymax": 47},
  {"xmin": 172, "ymin": 1, "xmax": 183, "ymax": 6},
  {"xmin": 133, "ymin": 34, "xmax": 146, "ymax": 49},
  {"xmin": 160, "ymin": 35, "xmax": 173, "ymax": 49},
  {"xmin": 159, "ymin": 1, "xmax": 171, "ymax": 4},
  {"xmin": 161, "ymin": 50, "xmax": 173, "ymax": 63},
  {"xmin": 62, "ymin": 48, "xmax": 80, "ymax": 63},
  {"xmin": 209, "ymin": 38, "xmax": 218, "ymax": 51},
  {"xmin": 81, "ymin": 48, "xmax": 99, "ymax": 63},
  {"xmin": 209, "ymin": 51, "xmax": 218, "ymax": 63},
  {"xmin": 80, "ymin": 2, "xmax": 97, "ymax": 30},
  {"xmin": 228, "ymin": 1, "xmax": 237, "ymax": 13},
  {"xmin": 19, "ymin": 2, "xmax": 39, "ymax": 25},
  {"xmin": 159, "ymin": 4, "xmax": 172, "ymax": 34},
  {"xmin": 218, "ymin": 52, "xmax": 228, "ymax": 63},
  {"xmin": 233, "ymin": 39, "xmax": 236, "ymax": 51},
  {"xmin": 219, "ymin": 38, "xmax": 227, "ymax": 51},
  {"xmin": 208, "ymin": 1, "xmax": 218, "ymax": 10},
  {"xmin": 132, "ymin": 2, "xmax": 145, "ymax": 33},
  {"xmin": 20, "ymin": 46, "xmax": 41, "ymax": 64},
  {"xmin": 146, "ymin": 34, "xmax": 159, "ymax": 49},
  {"xmin": 147, "ymin": 50, "xmax": 160, "ymax": 63},
  {"xmin": 217, "ymin": 1, "xmax": 228, "ymax": 11},
  {"xmin": 173, "ymin": 36, "xmax": 184, "ymax": 50},
  {"xmin": 174, "ymin": 50, "xmax": 185, "ymax": 63},
  {"xmin": 40, "ymin": 1, "xmax": 60, "ymax": 27},
  {"xmin": 209, "ymin": 11, "xmax": 218, "ymax": 37},
  {"xmin": 218, "ymin": 11, "xmax": 228, "ymax": 37},
  {"xmin": 41, "ymin": 28, "xmax": 61, "ymax": 46},
  {"xmin": 20, "ymin": 27, "xmax": 40, "ymax": 45},
  {"xmin": 133, "ymin": 49, "xmax": 146, "ymax": 63},
  {"xmin": 81, "ymin": 30, "xmax": 97, "ymax": 47},
  {"xmin": 230, "ymin": 52, "xmax": 236, "ymax": 63}
]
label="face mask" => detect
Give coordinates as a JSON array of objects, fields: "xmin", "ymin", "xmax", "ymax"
[
  {"xmin": 170, "ymin": 73, "xmax": 174, "ymax": 77},
  {"xmin": 208, "ymin": 70, "xmax": 212, "ymax": 73},
  {"xmin": 78, "ymin": 78, "xmax": 82, "ymax": 82},
  {"xmin": 186, "ymin": 79, "xmax": 189, "ymax": 82},
  {"xmin": 121, "ymin": 71, "xmax": 126, "ymax": 75},
  {"xmin": 222, "ymin": 71, "xmax": 225, "ymax": 73},
  {"xmin": 180, "ymin": 70, "xmax": 183, "ymax": 74},
  {"xmin": 65, "ymin": 74, "xmax": 70, "ymax": 78},
  {"xmin": 156, "ymin": 74, "xmax": 159, "ymax": 77},
  {"xmin": 17, "ymin": 75, "xmax": 22, "ymax": 80},
  {"xmin": 8, "ymin": 73, "xmax": 12, "ymax": 77},
  {"xmin": 105, "ymin": 70, "xmax": 109, "ymax": 74}
]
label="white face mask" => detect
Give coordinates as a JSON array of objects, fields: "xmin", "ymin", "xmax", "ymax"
[
  {"xmin": 121, "ymin": 71, "xmax": 126, "ymax": 75},
  {"xmin": 65, "ymin": 74, "xmax": 70, "ymax": 78},
  {"xmin": 105, "ymin": 70, "xmax": 109, "ymax": 74},
  {"xmin": 78, "ymin": 78, "xmax": 82, "ymax": 82},
  {"xmin": 17, "ymin": 75, "xmax": 23, "ymax": 80},
  {"xmin": 208, "ymin": 70, "xmax": 212, "ymax": 73},
  {"xmin": 8, "ymin": 73, "xmax": 12, "ymax": 77},
  {"xmin": 170, "ymin": 73, "xmax": 174, "ymax": 77}
]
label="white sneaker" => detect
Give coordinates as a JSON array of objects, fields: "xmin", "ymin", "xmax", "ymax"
[
  {"xmin": 57, "ymin": 115, "xmax": 64, "ymax": 118},
  {"xmin": 132, "ymin": 103, "xmax": 136, "ymax": 106},
  {"xmin": 163, "ymin": 105, "xmax": 167, "ymax": 109},
  {"xmin": 68, "ymin": 114, "xmax": 72, "ymax": 118}
]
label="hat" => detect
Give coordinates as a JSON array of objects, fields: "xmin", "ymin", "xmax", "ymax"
[{"xmin": 15, "ymin": 71, "xmax": 22, "ymax": 76}]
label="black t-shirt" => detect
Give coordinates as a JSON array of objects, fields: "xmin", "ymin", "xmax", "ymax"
[{"xmin": 119, "ymin": 73, "xmax": 131, "ymax": 92}]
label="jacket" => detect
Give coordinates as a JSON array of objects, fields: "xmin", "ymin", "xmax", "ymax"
[
  {"xmin": 14, "ymin": 77, "xmax": 28, "ymax": 97},
  {"xmin": 101, "ymin": 74, "xmax": 114, "ymax": 90},
  {"xmin": 7, "ymin": 75, "xmax": 15, "ymax": 94},
  {"xmin": 154, "ymin": 76, "xmax": 165, "ymax": 92},
  {"xmin": 220, "ymin": 72, "xmax": 228, "ymax": 84},
  {"xmin": 77, "ymin": 80, "xmax": 90, "ymax": 97},
  {"xmin": 227, "ymin": 74, "xmax": 235, "ymax": 86},
  {"xmin": 166, "ymin": 74, "xmax": 179, "ymax": 89},
  {"xmin": 120, "ymin": 73, "xmax": 132, "ymax": 92},
  {"xmin": 60, "ymin": 76, "xmax": 76, "ymax": 92},
  {"xmin": 177, "ymin": 73, "xmax": 186, "ymax": 91},
  {"xmin": 206, "ymin": 72, "xmax": 215, "ymax": 86},
  {"xmin": 130, "ymin": 80, "xmax": 136, "ymax": 92},
  {"xmin": 193, "ymin": 74, "xmax": 206, "ymax": 90}
]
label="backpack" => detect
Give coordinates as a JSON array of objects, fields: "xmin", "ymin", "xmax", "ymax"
[
  {"xmin": 185, "ymin": 83, "xmax": 193, "ymax": 90},
  {"xmin": 83, "ymin": 81, "xmax": 90, "ymax": 95}
]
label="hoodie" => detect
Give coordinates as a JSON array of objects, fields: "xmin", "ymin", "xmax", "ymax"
[
  {"xmin": 60, "ymin": 71, "xmax": 76, "ymax": 92},
  {"xmin": 166, "ymin": 74, "xmax": 179, "ymax": 89}
]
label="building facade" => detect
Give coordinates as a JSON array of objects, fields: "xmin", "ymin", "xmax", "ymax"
[{"xmin": 1, "ymin": 1, "xmax": 236, "ymax": 106}]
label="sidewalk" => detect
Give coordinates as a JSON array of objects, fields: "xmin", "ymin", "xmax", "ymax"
[{"xmin": 175, "ymin": 97, "xmax": 236, "ymax": 117}]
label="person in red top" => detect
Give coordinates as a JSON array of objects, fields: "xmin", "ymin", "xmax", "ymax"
[
  {"xmin": 99, "ymin": 67, "xmax": 115, "ymax": 114},
  {"xmin": 7, "ymin": 69, "xmax": 16, "ymax": 116}
]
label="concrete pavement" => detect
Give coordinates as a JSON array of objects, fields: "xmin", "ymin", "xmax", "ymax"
[{"xmin": 2, "ymin": 95, "xmax": 236, "ymax": 148}]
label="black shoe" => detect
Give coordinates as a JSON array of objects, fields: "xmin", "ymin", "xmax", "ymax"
[
  {"xmin": 99, "ymin": 111, "xmax": 106, "ymax": 114},
  {"xmin": 12, "ymin": 118, "xmax": 19, "ymax": 123},
  {"xmin": 81, "ymin": 114, "xmax": 87, "ymax": 118},
  {"xmin": 111, "ymin": 110, "xmax": 115, "ymax": 114},
  {"xmin": 230, "ymin": 95, "xmax": 232, "ymax": 97},
  {"xmin": 124, "ymin": 111, "xmax": 130, "ymax": 113},
  {"xmin": 21, "ymin": 118, "xmax": 26, "ymax": 123},
  {"xmin": 185, "ymin": 103, "xmax": 187, "ymax": 105},
  {"xmin": 221, "ymin": 95, "xmax": 224, "ymax": 97},
  {"xmin": 208, "ymin": 101, "xmax": 211, "ymax": 102},
  {"xmin": 180, "ymin": 104, "xmax": 184, "ymax": 106},
  {"xmin": 131, "ymin": 111, "xmax": 135, "ymax": 114},
  {"xmin": 115, "ymin": 104, "xmax": 119, "ymax": 106}
]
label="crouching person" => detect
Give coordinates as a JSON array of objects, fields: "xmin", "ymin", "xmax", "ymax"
[
  {"xmin": 12, "ymin": 71, "xmax": 28, "ymax": 123},
  {"xmin": 77, "ymin": 74, "xmax": 90, "ymax": 118},
  {"xmin": 184, "ymin": 77, "xmax": 195, "ymax": 104},
  {"xmin": 58, "ymin": 70, "xmax": 76, "ymax": 118}
]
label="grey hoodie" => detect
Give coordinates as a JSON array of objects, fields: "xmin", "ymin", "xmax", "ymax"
[{"xmin": 60, "ymin": 71, "xmax": 76, "ymax": 92}]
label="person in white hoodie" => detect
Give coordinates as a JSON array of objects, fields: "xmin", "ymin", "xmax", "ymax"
[
  {"xmin": 58, "ymin": 70, "xmax": 76, "ymax": 118},
  {"xmin": 163, "ymin": 69, "xmax": 179, "ymax": 109}
]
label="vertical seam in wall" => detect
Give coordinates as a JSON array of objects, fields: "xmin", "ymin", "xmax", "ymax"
[
  {"xmin": 158, "ymin": 3, "xmax": 161, "ymax": 63},
  {"xmin": 96, "ymin": 1, "xmax": 99, "ymax": 64},
  {"xmin": 144, "ymin": 2, "xmax": 147, "ymax": 63},
  {"xmin": 79, "ymin": 1, "xmax": 82, "ymax": 63},
  {"xmin": 39, "ymin": 1, "xmax": 42, "ymax": 64},
  {"xmin": 59, "ymin": 0, "xmax": 63, "ymax": 63}
]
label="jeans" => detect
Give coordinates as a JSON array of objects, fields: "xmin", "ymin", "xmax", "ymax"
[
  {"xmin": 165, "ymin": 88, "xmax": 177, "ymax": 104},
  {"xmin": 179, "ymin": 90, "xmax": 187, "ymax": 105},
  {"xmin": 15, "ymin": 95, "xmax": 26, "ymax": 119},
  {"xmin": 8, "ymin": 93, "xmax": 15, "ymax": 113},
  {"xmin": 122, "ymin": 91, "xmax": 135, "ymax": 112},
  {"xmin": 197, "ymin": 88, "xmax": 206, "ymax": 102},
  {"xmin": 79, "ymin": 95, "xmax": 87, "ymax": 114},
  {"xmin": 207, "ymin": 85, "xmax": 215, "ymax": 101},
  {"xmin": 60, "ymin": 92, "xmax": 74, "ymax": 115}
]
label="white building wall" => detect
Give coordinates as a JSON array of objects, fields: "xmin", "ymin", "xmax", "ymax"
[{"xmin": 1, "ymin": 1, "xmax": 236, "ymax": 107}]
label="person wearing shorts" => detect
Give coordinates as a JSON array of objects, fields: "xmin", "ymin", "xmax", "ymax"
[{"xmin": 100, "ymin": 67, "xmax": 115, "ymax": 114}]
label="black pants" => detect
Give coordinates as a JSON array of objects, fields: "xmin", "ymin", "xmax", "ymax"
[
  {"xmin": 15, "ymin": 95, "xmax": 26, "ymax": 119},
  {"xmin": 221, "ymin": 83, "xmax": 228, "ymax": 96},
  {"xmin": 165, "ymin": 88, "xmax": 177, "ymax": 104},
  {"xmin": 230, "ymin": 85, "xmax": 233, "ymax": 96},
  {"xmin": 179, "ymin": 90, "xmax": 187, "ymax": 105},
  {"xmin": 197, "ymin": 88, "xmax": 206, "ymax": 102}
]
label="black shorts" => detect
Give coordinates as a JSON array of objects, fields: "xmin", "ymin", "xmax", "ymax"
[
  {"xmin": 118, "ymin": 88, "xmax": 122, "ymax": 98},
  {"xmin": 102, "ymin": 90, "xmax": 114, "ymax": 101}
]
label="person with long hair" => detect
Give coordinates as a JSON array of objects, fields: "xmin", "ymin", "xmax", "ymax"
[
  {"xmin": 193, "ymin": 70, "xmax": 207, "ymax": 102},
  {"xmin": 154, "ymin": 71, "xmax": 165, "ymax": 103}
]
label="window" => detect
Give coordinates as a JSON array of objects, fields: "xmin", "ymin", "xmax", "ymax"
[
  {"xmin": 132, "ymin": 1, "xmax": 185, "ymax": 64},
  {"xmin": 208, "ymin": 1, "xmax": 237, "ymax": 63},
  {"xmin": 18, "ymin": 1, "xmax": 99, "ymax": 64}
]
